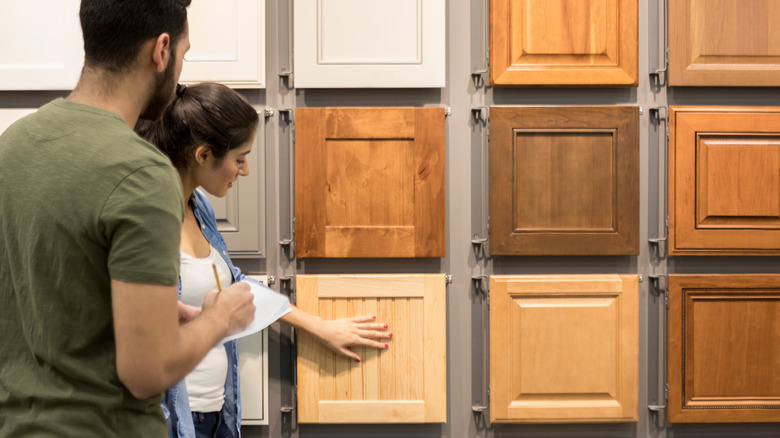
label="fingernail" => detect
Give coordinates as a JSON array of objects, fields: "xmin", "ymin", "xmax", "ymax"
[
  {"xmin": 372, "ymin": 316, "xmax": 376, "ymax": 319},
  {"xmin": 389, "ymin": 333, "xmax": 393, "ymax": 338},
  {"xmin": 356, "ymin": 358, "xmax": 361, "ymax": 363},
  {"xmin": 383, "ymin": 324, "xmax": 388, "ymax": 328},
  {"xmin": 384, "ymin": 344, "xmax": 389, "ymax": 348}
]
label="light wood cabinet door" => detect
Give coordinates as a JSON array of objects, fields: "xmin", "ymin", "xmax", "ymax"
[
  {"xmin": 293, "ymin": 0, "xmax": 445, "ymax": 88},
  {"xmin": 296, "ymin": 274, "xmax": 447, "ymax": 423},
  {"xmin": 489, "ymin": 0, "xmax": 638, "ymax": 86},
  {"xmin": 237, "ymin": 275, "xmax": 270, "ymax": 425},
  {"xmin": 179, "ymin": 0, "xmax": 266, "ymax": 88},
  {"xmin": 668, "ymin": 275, "xmax": 780, "ymax": 423},
  {"xmin": 295, "ymin": 107, "xmax": 445, "ymax": 258},
  {"xmin": 490, "ymin": 275, "xmax": 638, "ymax": 423},
  {"xmin": 203, "ymin": 109, "xmax": 265, "ymax": 257},
  {"xmin": 669, "ymin": 107, "xmax": 780, "ymax": 255},
  {"xmin": 0, "ymin": 1, "xmax": 83, "ymax": 90},
  {"xmin": 489, "ymin": 106, "xmax": 639, "ymax": 255},
  {"xmin": 669, "ymin": 0, "xmax": 780, "ymax": 86}
]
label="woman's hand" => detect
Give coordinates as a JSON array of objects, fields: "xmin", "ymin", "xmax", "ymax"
[{"xmin": 316, "ymin": 315, "xmax": 392, "ymax": 362}]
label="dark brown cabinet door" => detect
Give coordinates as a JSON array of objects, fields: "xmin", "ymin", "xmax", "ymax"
[{"xmin": 489, "ymin": 106, "xmax": 639, "ymax": 255}]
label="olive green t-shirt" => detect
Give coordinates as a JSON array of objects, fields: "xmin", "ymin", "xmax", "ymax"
[{"xmin": 0, "ymin": 99, "xmax": 184, "ymax": 437}]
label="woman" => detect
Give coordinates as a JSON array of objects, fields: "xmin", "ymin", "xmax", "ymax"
[{"xmin": 136, "ymin": 82, "xmax": 391, "ymax": 438}]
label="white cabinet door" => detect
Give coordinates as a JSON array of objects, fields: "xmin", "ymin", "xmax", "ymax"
[
  {"xmin": 0, "ymin": 109, "xmax": 37, "ymax": 133},
  {"xmin": 237, "ymin": 275, "xmax": 271, "ymax": 425},
  {"xmin": 0, "ymin": 1, "xmax": 83, "ymax": 90},
  {"xmin": 180, "ymin": 0, "xmax": 266, "ymax": 88},
  {"xmin": 294, "ymin": 0, "xmax": 445, "ymax": 88}
]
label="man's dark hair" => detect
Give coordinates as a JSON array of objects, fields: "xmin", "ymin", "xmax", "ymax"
[{"xmin": 80, "ymin": 0, "xmax": 192, "ymax": 72}]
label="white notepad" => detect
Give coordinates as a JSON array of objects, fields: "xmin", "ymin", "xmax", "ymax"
[{"xmin": 220, "ymin": 279, "xmax": 291, "ymax": 344}]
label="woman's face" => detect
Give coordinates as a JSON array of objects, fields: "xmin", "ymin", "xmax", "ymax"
[{"xmin": 197, "ymin": 137, "xmax": 253, "ymax": 198}]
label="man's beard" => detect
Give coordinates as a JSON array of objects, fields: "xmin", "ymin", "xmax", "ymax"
[{"xmin": 138, "ymin": 51, "xmax": 177, "ymax": 121}]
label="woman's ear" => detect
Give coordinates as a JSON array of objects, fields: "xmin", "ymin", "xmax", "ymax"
[{"xmin": 194, "ymin": 145, "xmax": 210, "ymax": 166}]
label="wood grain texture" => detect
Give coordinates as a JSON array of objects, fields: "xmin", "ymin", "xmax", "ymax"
[
  {"xmin": 669, "ymin": 0, "xmax": 780, "ymax": 86},
  {"xmin": 489, "ymin": 106, "xmax": 639, "ymax": 255},
  {"xmin": 489, "ymin": 275, "xmax": 638, "ymax": 423},
  {"xmin": 667, "ymin": 275, "xmax": 780, "ymax": 423},
  {"xmin": 489, "ymin": 0, "xmax": 637, "ymax": 86},
  {"xmin": 295, "ymin": 107, "xmax": 445, "ymax": 258},
  {"xmin": 669, "ymin": 107, "xmax": 780, "ymax": 255}
]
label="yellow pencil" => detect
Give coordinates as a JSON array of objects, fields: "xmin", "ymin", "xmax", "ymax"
[{"xmin": 212, "ymin": 263, "xmax": 223, "ymax": 291}]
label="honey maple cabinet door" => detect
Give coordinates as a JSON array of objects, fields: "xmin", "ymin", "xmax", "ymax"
[
  {"xmin": 293, "ymin": 0, "xmax": 445, "ymax": 88},
  {"xmin": 296, "ymin": 274, "xmax": 447, "ymax": 423},
  {"xmin": 669, "ymin": 0, "xmax": 780, "ymax": 86},
  {"xmin": 295, "ymin": 107, "xmax": 445, "ymax": 258},
  {"xmin": 668, "ymin": 275, "xmax": 780, "ymax": 423},
  {"xmin": 489, "ymin": 0, "xmax": 638, "ymax": 86},
  {"xmin": 489, "ymin": 106, "xmax": 639, "ymax": 255},
  {"xmin": 669, "ymin": 107, "xmax": 780, "ymax": 255},
  {"xmin": 490, "ymin": 275, "xmax": 638, "ymax": 423}
]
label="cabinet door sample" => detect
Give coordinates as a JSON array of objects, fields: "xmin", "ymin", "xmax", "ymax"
[
  {"xmin": 237, "ymin": 275, "xmax": 271, "ymax": 425},
  {"xmin": 296, "ymin": 274, "xmax": 447, "ymax": 423},
  {"xmin": 668, "ymin": 275, "xmax": 780, "ymax": 423},
  {"xmin": 489, "ymin": 0, "xmax": 638, "ymax": 86},
  {"xmin": 0, "ymin": 109, "xmax": 37, "ymax": 133},
  {"xmin": 293, "ymin": 0, "xmax": 445, "ymax": 88},
  {"xmin": 489, "ymin": 106, "xmax": 639, "ymax": 255},
  {"xmin": 203, "ymin": 109, "xmax": 265, "ymax": 257},
  {"xmin": 490, "ymin": 275, "xmax": 638, "ymax": 423},
  {"xmin": 0, "ymin": 1, "xmax": 83, "ymax": 90},
  {"xmin": 295, "ymin": 107, "xmax": 445, "ymax": 258},
  {"xmin": 669, "ymin": 0, "xmax": 780, "ymax": 86},
  {"xmin": 669, "ymin": 107, "xmax": 780, "ymax": 255},
  {"xmin": 179, "ymin": 0, "xmax": 265, "ymax": 88}
]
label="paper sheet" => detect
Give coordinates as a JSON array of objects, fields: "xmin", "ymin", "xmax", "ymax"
[{"xmin": 220, "ymin": 279, "xmax": 291, "ymax": 344}]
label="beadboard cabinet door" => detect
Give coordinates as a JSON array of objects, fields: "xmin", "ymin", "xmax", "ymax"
[
  {"xmin": 669, "ymin": 0, "xmax": 780, "ymax": 86},
  {"xmin": 179, "ymin": 0, "xmax": 266, "ymax": 88},
  {"xmin": 669, "ymin": 107, "xmax": 780, "ymax": 255},
  {"xmin": 293, "ymin": 0, "xmax": 445, "ymax": 88},
  {"xmin": 237, "ymin": 275, "xmax": 271, "ymax": 425},
  {"xmin": 295, "ymin": 107, "xmax": 445, "ymax": 258},
  {"xmin": 668, "ymin": 275, "xmax": 780, "ymax": 423},
  {"xmin": 489, "ymin": 106, "xmax": 639, "ymax": 255},
  {"xmin": 489, "ymin": 0, "xmax": 638, "ymax": 86},
  {"xmin": 203, "ymin": 109, "xmax": 265, "ymax": 257},
  {"xmin": 0, "ymin": 1, "xmax": 83, "ymax": 90},
  {"xmin": 490, "ymin": 275, "xmax": 638, "ymax": 423},
  {"xmin": 296, "ymin": 274, "xmax": 447, "ymax": 423}
]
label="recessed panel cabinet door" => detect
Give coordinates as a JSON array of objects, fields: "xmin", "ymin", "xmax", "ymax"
[
  {"xmin": 179, "ymin": 0, "xmax": 266, "ymax": 88},
  {"xmin": 670, "ymin": 0, "xmax": 780, "ymax": 86},
  {"xmin": 293, "ymin": 0, "xmax": 445, "ymax": 88},
  {"xmin": 0, "ymin": 1, "xmax": 83, "ymax": 90},
  {"xmin": 237, "ymin": 275, "xmax": 271, "ymax": 425},
  {"xmin": 295, "ymin": 107, "xmax": 445, "ymax": 258},
  {"xmin": 490, "ymin": 275, "xmax": 638, "ymax": 423},
  {"xmin": 489, "ymin": 0, "xmax": 638, "ymax": 86},
  {"xmin": 296, "ymin": 274, "xmax": 447, "ymax": 423},
  {"xmin": 489, "ymin": 106, "xmax": 639, "ymax": 255},
  {"xmin": 668, "ymin": 275, "xmax": 780, "ymax": 423},
  {"xmin": 669, "ymin": 107, "xmax": 780, "ymax": 255},
  {"xmin": 203, "ymin": 110, "xmax": 265, "ymax": 257}
]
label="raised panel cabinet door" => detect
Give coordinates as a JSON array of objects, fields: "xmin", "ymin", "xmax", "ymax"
[
  {"xmin": 179, "ymin": 0, "xmax": 266, "ymax": 88},
  {"xmin": 237, "ymin": 275, "xmax": 270, "ymax": 425},
  {"xmin": 490, "ymin": 275, "xmax": 638, "ymax": 423},
  {"xmin": 295, "ymin": 107, "xmax": 445, "ymax": 258},
  {"xmin": 489, "ymin": 106, "xmax": 639, "ymax": 255},
  {"xmin": 669, "ymin": 0, "xmax": 780, "ymax": 86},
  {"xmin": 296, "ymin": 274, "xmax": 447, "ymax": 423},
  {"xmin": 0, "ymin": 1, "xmax": 83, "ymax": 90},
  {"xmin": 203, "ymin": 109, "xmax": 265, "ymax": 257},
  {"xmin": 293, "ymin": 0, "xmax": 445, "ymax": 88},
  {"xmin": 668, "ymin": 275, "xmax": 780, "ymax": 423},
  {"xmin": 669, "ymin": 107, "xmax": 780, "ymax": 255},
  {"xmin": 489, "ymin": 0, "xmax": 638, "ymax": 86}
]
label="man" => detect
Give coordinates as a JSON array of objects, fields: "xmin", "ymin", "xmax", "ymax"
[{"xmin": 0, "ymin": 1, "xmax": 255, "ymax": 436}]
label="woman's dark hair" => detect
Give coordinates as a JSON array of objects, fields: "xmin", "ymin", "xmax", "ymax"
[
  {"xmin": 135, "ymin": 82, "xmax": 259, "ymax": 171},
  {"xmin": 80, "ymin": 0, "xmax": 192, "ymax": 72}
]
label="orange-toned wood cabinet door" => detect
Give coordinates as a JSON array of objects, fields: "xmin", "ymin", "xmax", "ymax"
[
  {"xmin": 667, "ymin": 275, "xmax": 780, "ymax": 423},
  {"xmin": 489, "ymin": 106, "xmax": 639, "ymax": 255},
  {"xmin": 490, "ymin": 275, "xmax": 638, "ymax": 423},
  {"xmin": 669, "ymin": 0, "xmax": 780, "ymax": 86},
  {"xmin": 489, "ymin": 0, "xmax": 638, "ymax": 86},
  {"xmin": 295, "ymin": 108, "xmax": 445, "ymax": 258},
  {"xmin": 669, "ymin": 107, "xmax": 780, "ymax": 255},
  {"xmin": 296, "ymin": 274, "xmax": 447, "ymax": 423}
]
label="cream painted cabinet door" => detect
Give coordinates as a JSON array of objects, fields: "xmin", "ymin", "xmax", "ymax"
[
  {"xmin": 296, "ymin": 274, "xmax": 447, "ymax": 423},
  {"xmin": 179, "ymin": 0, "xmax": 266, "ymax": 88},
  {"xmin": 490, "ymin": 275, "xmax": 638, "ymax": 423},
  {"xmin": 237, "ymin": 275, "xmax": 271, "ymax": 425},
  {"xmin": 203, "ymin": 110, "xmax": 265, "ymax": 257},
  {"xmin": 293, "ymin": 0, "xmax": 445, "ymax": 88},
  {"xmin": 0, "ymin": 109, "xmax": 37, "ymax": 133},
  {"xmin": 0, "ymin": 1, "xmax": 83, "ymax": 90}
]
